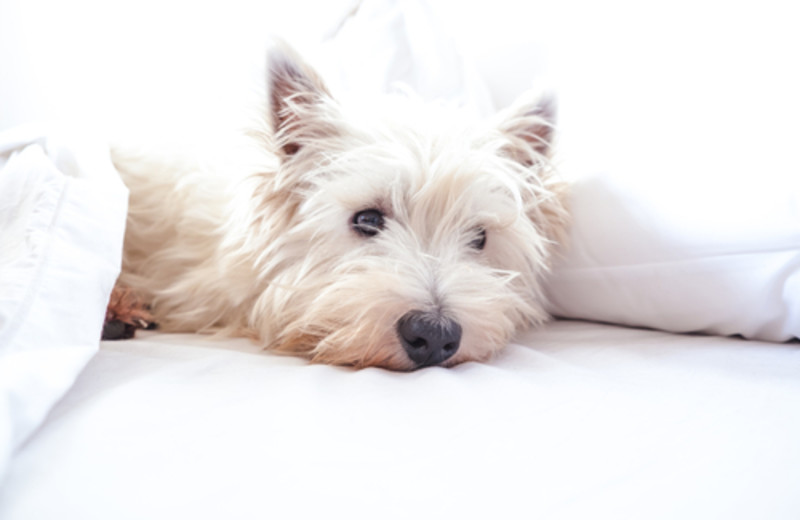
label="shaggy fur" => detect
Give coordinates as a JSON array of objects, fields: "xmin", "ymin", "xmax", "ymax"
[{"xmin": 112, "ymin": 44, "xmax": 568, "ymax": 370}]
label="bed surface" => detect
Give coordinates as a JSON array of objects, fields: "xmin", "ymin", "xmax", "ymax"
[{"xmin": 2, "ymin": 320, "xmax": 799, "ymax": 519}]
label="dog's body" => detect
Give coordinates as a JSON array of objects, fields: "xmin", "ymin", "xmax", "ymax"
[{"xmin": 113, "ymin": 45, "xmax": 568, "ymax": 370}]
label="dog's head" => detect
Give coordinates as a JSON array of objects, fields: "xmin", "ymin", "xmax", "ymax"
[{"xmin": 242, "ymin": 45, "xmax": 567, "ymax": 370}]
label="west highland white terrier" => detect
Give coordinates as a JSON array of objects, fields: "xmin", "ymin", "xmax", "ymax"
[{"xmin": 110, "ymin": 44, "xmax": 568, "ymax": 370}]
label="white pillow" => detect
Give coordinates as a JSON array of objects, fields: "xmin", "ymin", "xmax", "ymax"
[
  {"xmin": 536, "ymin": 1, "xmax": 800, "ymax": 342},
  {"xmin": 544, "ymin": 171, "xmax": 800, "ymax": 342},
  {"xmin": 0, "ymin": 126, "xmax": 128, "ymax": 479}
]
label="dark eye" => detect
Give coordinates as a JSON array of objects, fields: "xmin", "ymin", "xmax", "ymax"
[
  {"xmin": 352, "ymin": 209, "xmax": 385, "ymax": 237},
  {"xmin": 470, "ymin": 228, "xmax": 487, "ymax": 250}
]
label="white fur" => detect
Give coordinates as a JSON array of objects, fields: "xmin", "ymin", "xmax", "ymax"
[{"xmin": 113, "ymin": 47, "xmax": 568, "ymax": 370}]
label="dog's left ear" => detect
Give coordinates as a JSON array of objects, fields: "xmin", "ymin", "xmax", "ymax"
[
  {"xmin": 497, "ymin": 93, "xmax": 568, "ymax": 245},
  {"xmin": 267, "ymin": 44, "xmax": 337, "ymax": 158},
  {"xmin": 496, "ymin": 93, "xmax": 556, "ymax": 165}
]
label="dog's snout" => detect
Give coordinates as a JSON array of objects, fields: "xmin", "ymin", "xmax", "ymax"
[{"xmin": 396, "ymin": 311, "xmax": 462, "ymax": 368}]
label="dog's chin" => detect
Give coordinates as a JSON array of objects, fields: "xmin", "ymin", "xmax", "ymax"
[
  {"xmin": 274, "ymin": 334, "xmax": 499, "ymax": 371},
  {"xmin": 311, "ymin": 347, "xmax": 459, "ymax": 371},
  {"xmin": 317, "ymin": 347, "xmax": 417, "ymax": 371},
  {"xmin": 268, "ymin": 330, "xmax": 459, "ymax": 370}
]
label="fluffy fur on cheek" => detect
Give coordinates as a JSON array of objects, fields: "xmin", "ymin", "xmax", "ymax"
[
  {"xmin": 268, "ymin": 264, "xmax": 418, "ymax": 370},
  {"xmin": 240, "ymin": 186, "xmax": 419, "ymax": 370}
]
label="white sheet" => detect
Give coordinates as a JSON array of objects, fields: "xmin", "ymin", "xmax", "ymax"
[{"xmin": 1, "ymin": 321, "xmax": 799, "ymax": 519}]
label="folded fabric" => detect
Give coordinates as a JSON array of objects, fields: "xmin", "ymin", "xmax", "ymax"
[
  {"xmin": 0, "ymin": 126, "xmax": 128, "ymax": 479},
  {"xmin": 544, "ymin": 171, "xmax": 800, "ymax": 342},
  {"xmin": 537, "ymin": 0, "xmax": 800, "ymax": 342}
]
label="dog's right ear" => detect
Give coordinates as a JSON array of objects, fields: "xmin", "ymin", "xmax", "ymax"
[
  {"xmin": 267, "ymin": 44, "xmax": 337, "ymax": 158},
  {"xmin": 495, "ymin": 92, "xmax": 557, "ymax": 166}
]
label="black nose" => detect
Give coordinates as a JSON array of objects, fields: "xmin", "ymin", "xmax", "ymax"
[{"xmin": 396, "ymin": 311, "xmax": 462, "ymax": 368}]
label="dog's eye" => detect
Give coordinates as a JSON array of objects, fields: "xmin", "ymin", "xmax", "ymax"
[
  {"xmin": 470, "ymin": 228, "xmax": 487, "ymax": 250},
  {"xmin": 352, "ymin": 209, "xmax": 385, "ymax": 237}
]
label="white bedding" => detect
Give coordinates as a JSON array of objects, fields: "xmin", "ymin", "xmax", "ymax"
[
  {"xmin": 0, "ymin": 126, "xmax": 127, "ymax": 481},
  {"xmin": 1, "ymin": 321, "xmax": 799, "ymax": 519},
  {"xmin": 2, "ymin": 0, "xmax": 800, "ymax": 518}
]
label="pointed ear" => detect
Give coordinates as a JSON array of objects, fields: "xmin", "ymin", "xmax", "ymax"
[
  {"xmin": 267, "ymin": 44, "xmax": 335, "ymax": 158},
  {"xmin": 496, "ymin": 92, "xmax": 557, "ymax": 165},
  {"xmin": 496, "ymin": 93, "xmax": 568, "ymax": 247}
]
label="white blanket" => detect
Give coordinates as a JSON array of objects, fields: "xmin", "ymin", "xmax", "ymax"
[{"xmin": 0, "ymin": 126, "xmax": 127, "ymax": 479}]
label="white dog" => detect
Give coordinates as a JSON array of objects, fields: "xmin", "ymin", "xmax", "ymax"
[{"xmin": 111, "ymin": 44, "xmax": 568, "ymax": 370}]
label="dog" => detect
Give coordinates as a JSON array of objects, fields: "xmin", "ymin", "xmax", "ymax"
[{"xmin": 110, "ymin": 44, "xmax": 568, "ymax": 370}]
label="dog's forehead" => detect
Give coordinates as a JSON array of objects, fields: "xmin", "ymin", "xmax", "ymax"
[
  {"xmin": 335, "ymin": 129, "xmax": 511, "ymax": 196},
  {"xmin": 307, "ymin": 98, "xmax": 528, "ymax": 225}
]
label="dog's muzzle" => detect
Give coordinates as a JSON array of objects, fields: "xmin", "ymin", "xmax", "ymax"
[{"xmin": 396, "ymin": 311, "xmax": 462, "ymax": 368}]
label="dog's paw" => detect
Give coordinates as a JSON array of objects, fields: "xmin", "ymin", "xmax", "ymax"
[{"xmin": 102, "ymin": 286, "xmax": 155, "ymax": 340}]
